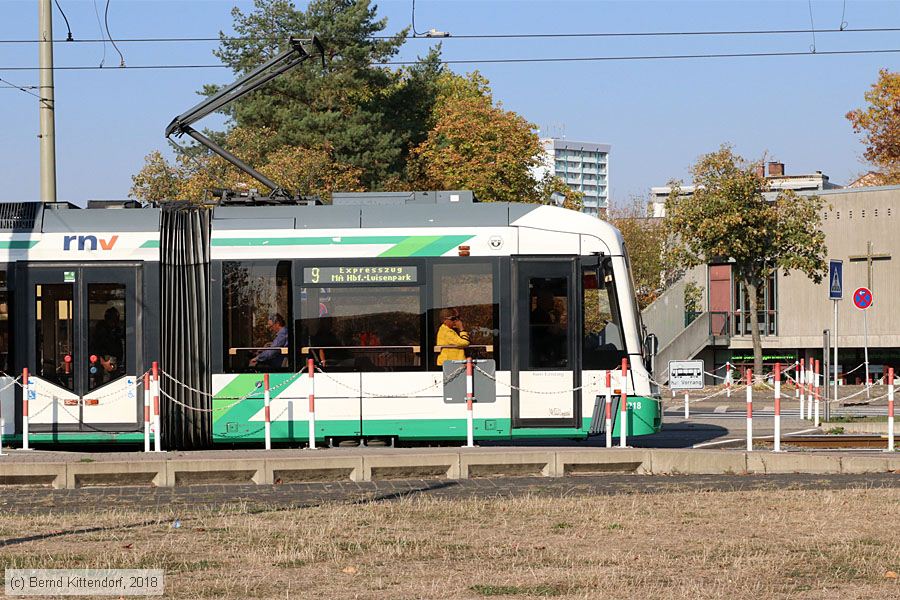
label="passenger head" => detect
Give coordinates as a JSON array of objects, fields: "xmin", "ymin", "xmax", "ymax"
[
  {"xmin": 268, "ymin": 313, "xmax": 285, "ymax": 331},
  {"xmin": 439, "ymin": 308, "xmax": 460, "ymax": 326},
  {"xmin": 536, "ymin": 288, "xmax": 555, "ymax": 311},
  {"xmin": 104, "ymin": 307, "xmax": 120, "ymax": 324}
]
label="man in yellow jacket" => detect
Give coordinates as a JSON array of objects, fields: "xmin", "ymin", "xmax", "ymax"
[{"xmin": 436, "ymin": 308, "xmax": 470, "ymax": 366}]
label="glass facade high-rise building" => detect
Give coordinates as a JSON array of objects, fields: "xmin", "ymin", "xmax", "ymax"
[{"xmin": 537, "ymin": 138, "xmax": 610, "ymax": 217}]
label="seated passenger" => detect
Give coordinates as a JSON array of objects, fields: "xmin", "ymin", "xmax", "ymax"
[
  {"xmin": 249, "ymin": 313, "xmax": 288, "ymax": 369},
  {"xmin": 308, "ymin": 316, "xmax": 352, "ymax": 368},
  {"xmin": 91, "ymin": 307, "xmax": 125, "ymax": 385},
  {"xmin": 436, "ymin": 308, "xmax": 470, "ymax": 366}
]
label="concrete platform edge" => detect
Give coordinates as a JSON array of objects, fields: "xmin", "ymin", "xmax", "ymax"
[{"xmin": 1, "ymin": 449, "xmax": 897, "ymax": 489}]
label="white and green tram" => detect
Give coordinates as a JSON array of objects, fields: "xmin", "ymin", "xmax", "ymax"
[
  {"xmin": 209, "ymin": 191, "xmax": 661, "ymax": 444},
  {"xmin": 0, "ymin": 192, "xmax": 660, "ymax": 448}
]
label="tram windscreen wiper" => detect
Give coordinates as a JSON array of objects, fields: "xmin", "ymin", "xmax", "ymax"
[{"xmin": 165, "ymin": 36, "xmax": 325, "ymax": 200}]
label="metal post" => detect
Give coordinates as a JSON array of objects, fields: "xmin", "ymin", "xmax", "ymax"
[
  {"xmin": 864, "ymin": 309, "xmax": 870, "ymax": 398},
  {"xmin": 773, "ymin": 363, "xmax": 781, "ymax": 452},
  {"xmin": 799, "ymin": 358, "xmax": 806, "ymax": 420},
  {"xmin": 726, "ymin": 362, "xmax": 732, "ymax": 398},
  {"xmin": 887, "ymin": 367, "xmax": 894, "ymax": 453},
  {"xmin": 38, "ymin": 0, "xmax": 57, "ymax": 202},
  {"xmin": 746, "ymin": 368, "xmax": 753, "ymax": 452},
  {"xmin": 465, "ymin": 358, "xmax": 475, "ymax": 447},
  {"xmin": 307, "ymin": 358, "xmax": 316, "ymax": 450},
  {"xmin": 604, "ymin": 370, "xmax": 612, "ymax": 448},
  {"xmin": 152, "ymin": 362, "xmax": 161, "ymax": 452},
  {"xmin": 823, "ymin": 330, "xmax": 831, "ymax": 422},
  {"xmin": 684, "ymin": 392, "xmax": 689, "ymax": 420},
  {"xmin": 0, "ymin": 417, "xmax": 5, "ymax": 456},
  {"xmin": 22, "ymin": 367, "xmax": 30, "ymax": 450},
  {"xmin": 806, "ymin": 359, "xmax": 818, "ymax": 421},
  {"xmin": 263, "ymin": 373, "xmax": 271, "ymax": 450},
  {"xmin": 833, "ymin": 299, "xmax": 839, "ymax": 404},
  {"xmin": 814, "ymin": 359, "xmax": 821, "ymax": 427},
  {"xmin": 143, "ymin": 373, "xmax": 151, "ymax": 453},
  {"xmin": 619, "ymin": 358, "xmax": 628, "ymax": 448}
]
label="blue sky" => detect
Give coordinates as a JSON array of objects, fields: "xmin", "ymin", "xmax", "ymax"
[{"xmin": 2, "ymin": 0, "xmax": 899, "ymax": 205}]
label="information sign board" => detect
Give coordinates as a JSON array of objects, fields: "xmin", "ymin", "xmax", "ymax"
[
  {"xmin": 828, "ymin": 260, "xmax": 843, "ymax": 300},
  {"xmin": 668, "ymin": 360, "xmax": 704, "ymax": 390}
]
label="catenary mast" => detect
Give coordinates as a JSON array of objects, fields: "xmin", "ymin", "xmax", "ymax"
[{"xmin": 38, "ymin": 0, "xmax": 57, "ymax": 202}]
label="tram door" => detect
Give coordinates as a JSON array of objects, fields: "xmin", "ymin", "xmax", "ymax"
[
  {"xmin": 23, "ymin": 266, "xmax": 140, "ymax": 432},
  {"xmin": 511, "ymin": 259, "xmax": 580, "ymax": 428}
]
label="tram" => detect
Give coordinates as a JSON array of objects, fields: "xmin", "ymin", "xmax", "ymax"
[{"xmin": 0, "ymin": 192, "xmax": 661, "ymax": 448}]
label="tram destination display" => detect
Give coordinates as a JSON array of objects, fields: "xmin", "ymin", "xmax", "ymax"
[
  {"xmin": 668, "ymin": 360, "xmax": 705, "ymax": 390},
  {"xmin": 304, "ymin": 265, "xmax": 418, "ymax": 284}
]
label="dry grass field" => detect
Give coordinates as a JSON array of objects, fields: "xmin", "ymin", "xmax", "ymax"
[{"xmin": 1, "ymin": 487, "xmax": 898, "ymax": 599}]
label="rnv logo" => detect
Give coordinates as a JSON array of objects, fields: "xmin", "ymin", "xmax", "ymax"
[{"xmin": 63, "ymin": 235, "xmax": 119, "ymax": 251}]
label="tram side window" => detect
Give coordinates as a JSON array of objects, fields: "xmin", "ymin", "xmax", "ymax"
[
  {"xmin": 430, "ymin": 263, "xmax": 498, "ymax": 369},
  {"xmin": 0, "ymin": 271, "xmax": 9, "ymax": 373},
  {"xmin": 299, "ymin": 286, "xmax": 422, "ymax": 371},
  {"xmin": 87, "ymin": 284, "xmax": 127, "ymax": 390},
  {"xmin": 223, "ymin": 261, "xmax": 291, "ymax": 373},
  {"xmin": 582, "ymin": 261, "xmax": 626, "ymax": 370},
  {"xmin": 529, "ymin": 278, "xmax": 570, "ymax": 369},
  {"xmin": 35, "ymin": 284, "xmax": 75, "ymax": 390}
]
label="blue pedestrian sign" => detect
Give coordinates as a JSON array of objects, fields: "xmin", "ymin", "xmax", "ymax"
[{"xmin": 829, "ymin": 260, "xmax": 843, "ymax": 300}]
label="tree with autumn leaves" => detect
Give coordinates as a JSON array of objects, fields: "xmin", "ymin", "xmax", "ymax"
[
  {"xmin": 666, "ymin": 145, "xmax": 827, "ymax": 377},
  {"xmin": 131, "ymin": 0, "xmax": 578, "ymax": 208},
  {"xmin": 847, "ymin": 68, "xmax": 900, "ymax": 185}
]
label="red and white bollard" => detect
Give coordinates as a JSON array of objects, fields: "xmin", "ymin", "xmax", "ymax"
[
  {"xmin": 746, "ymin": 368, "xmax": 753, "ymax": 452},
  {"xmin": 806, "ymin": 359, "xmax": 818, "ymax": 421},
  {"xmin": 307, "ymin": 358, "xmax": 316, "ymax": 450},
  {"xmin": 619, "ymin": 358, "xmax": 628, "ymax": 448},
  {"xmin": 793, "ymin": 360, "xmax": 799, "ymax": 403},
  {"xmin": 726, "ymin": 362, "xmax": 732, "ymax": 398},
  {"xmin": 814, "ymin": 359, "xmax": 821, "ymax": 427},
  {"xmin": 887, "ymin": 367, "xmax": 894, "ymax": 453},
  {"xmin": 798, "ymin": 358, "xmax": 806, "ymax": 420},
  {"xmin": 773, "ymin": 363, "xmax": 782, "ymax": 453},
  {"xmin": 263, "ymin": 373, "xmax": 271, "ymax": 450},
  {"xmin": 143, "ymin": 372, "xmax": 151, "ymax": 453},
  {"xmin": 152, "ymin": 362, "xmax": 162, "ymax": 452},
  {"xmin": 466, "ymin": 357, "xmax": 475, "ymax": 447},
  {"xmin": 605, "ymin": 370, "xmax": 612, "ymax": 448},
  {"xmin": 22, "ymin": 367, "xmax": 30, "ymax": 451}
]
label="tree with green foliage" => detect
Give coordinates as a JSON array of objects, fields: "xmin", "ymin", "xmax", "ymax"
[
  {"xmin": 131, "ymin": 127, "xmax": 362, "ymax": 203},
  {"xmin": 846, "ymin": 68, "xmax": 900, "ymax": 185},
  {"xmin": 606, "ymin": 198, "xmax": 668, "ymax": 310},
  {"xmin": 665, "ymin": 145, "xmax": 827, "ymax": 376},
  {"xmin": 132, "ymin": 0, "xmax": 578, "ymax": 207},
  {"xmin": 212, "ymin": 0, "xmax": 439, "ymax": 189}
]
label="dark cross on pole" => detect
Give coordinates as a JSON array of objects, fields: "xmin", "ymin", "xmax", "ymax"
[{"xmin": 848, "ymin": 241, "xmax": 891, "ymax": 291}]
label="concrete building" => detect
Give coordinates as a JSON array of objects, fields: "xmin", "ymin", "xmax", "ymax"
[
  {"xmin": 536, "ymin": 138, "xmax": 610, "ymax": 217},
  {"xmin": 643, "ymin": 178, "xmax": 900, "ymax": 385},
  {"xmin": 649, "ymin": 161, "xmax": 842, "ymax": 218}
]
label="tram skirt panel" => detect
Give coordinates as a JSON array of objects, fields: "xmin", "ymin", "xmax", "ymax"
[{"xmin": 160, "ymin": 204, "xmax": 212, "ymax": 449}]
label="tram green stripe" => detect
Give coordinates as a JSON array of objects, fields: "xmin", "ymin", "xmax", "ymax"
[
  {"xmin": 0, "ymin": 240, "xmax": 39, "ymax": 249},
  {"xmin": 209, "ymin": 236, "xmax": 405, "ymax": 247},
  {"xmin": 171, "ymin": 234, "xmax": 477, "ymax": 256},
  {"xmin": 140, "ymin": 240, "xmax": 160, "ymax": 248},
  {"xmin": 377, "ymin": 236, "xmax": 441, "ymax": 257},
  {"xmin": 409, "ymin": 235, "xmax": 475, "ymax": 257}
]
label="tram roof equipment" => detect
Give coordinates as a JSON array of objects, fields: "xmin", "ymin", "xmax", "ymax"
[{"xmin": 165, "ymin": 35, "xmax": 325, "ymax": 202}]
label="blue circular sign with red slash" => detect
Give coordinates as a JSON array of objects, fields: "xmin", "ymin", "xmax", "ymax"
[{"xmin": 853, "ymin": 287, "xmax": 873, "ymax": 310}]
